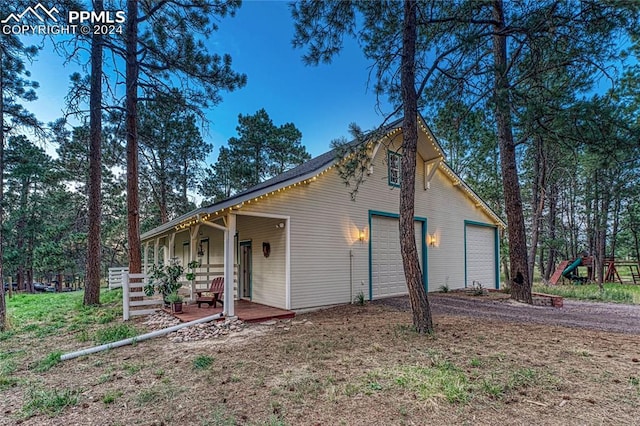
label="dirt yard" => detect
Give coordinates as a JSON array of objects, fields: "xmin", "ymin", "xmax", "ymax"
[
  {"xmin": 2, "ymin": 294, "xmax": 639, "ymax": 425},
  {"xmin": 380, "ymin": 292, "xmax": 640, "ymax": 334}
]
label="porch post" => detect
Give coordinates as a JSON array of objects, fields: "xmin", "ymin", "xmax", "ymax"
[
  {"xmin": 285, "ymin": 218, "xmax": 291, "ymax": 310},
  {"xmin": 168, "ymin": 233, "xmax": 175, "ymax": 262},
  {"xmin": 189, "ymin": 225, "xmax": 200, "ymax": 265},
  {"xmin": 153, "ymin": 238, "xmax": 160, "ymax": 267},
  {"xmin": 224, "ymin": 213, "xmax": 236, "ymax": 317},
  {"xmin": 143, "ymin": 242, "xmax": 149, "ymax": 274}
]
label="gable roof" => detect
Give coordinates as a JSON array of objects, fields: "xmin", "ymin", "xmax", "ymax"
[{"xmin": 141, "ymin": 117, "xmax": 504, "ymax": 241}]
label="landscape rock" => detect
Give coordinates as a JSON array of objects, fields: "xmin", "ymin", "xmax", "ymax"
[{"xmin": 142, "ymin": 311, "xmax": 247, "ymax": 343}]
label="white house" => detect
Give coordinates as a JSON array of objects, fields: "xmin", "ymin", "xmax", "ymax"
[{"xmin": 140, "ymin": 117, "xmax": 506, "ymax": 315}]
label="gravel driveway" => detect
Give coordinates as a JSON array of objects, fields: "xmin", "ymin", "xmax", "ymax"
[{"xmin": 375, "ymin": 293, "xmax": 640, "ymax": 335}]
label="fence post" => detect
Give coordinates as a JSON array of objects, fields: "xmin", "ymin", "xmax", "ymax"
[{"xmin": 123, "ymin": 273, "xmax": 130, "ymax": 321}]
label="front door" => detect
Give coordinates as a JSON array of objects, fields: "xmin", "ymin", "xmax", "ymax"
[{"xmin": 240, "ymin": 241, "xmax": 252, "ymax": 299}]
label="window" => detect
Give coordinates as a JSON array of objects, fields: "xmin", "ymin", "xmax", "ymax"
[{"xmin": 388, "ymin": 151, "xmax": 401, "ymax": 187}]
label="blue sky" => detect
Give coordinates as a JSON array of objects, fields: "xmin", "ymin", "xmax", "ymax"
[{"xmin": 24, "ymin": 0, "xmax": 392, "ymax": 162}]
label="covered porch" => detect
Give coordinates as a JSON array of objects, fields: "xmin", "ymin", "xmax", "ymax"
[
  {"xmin": 141, "ymin": 210, "xmax": 291, "ymax": 317},
  {"xmin": 166, "ymin": 299, "xmax": 295, "ymax": 323}
]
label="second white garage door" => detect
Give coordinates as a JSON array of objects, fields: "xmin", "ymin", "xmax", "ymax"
[
  {"xmin": 371, "ymin": 215, "xmax": 424, "ymax": 299},
  {"xmin": 465, "ymin": 224, "xmax": 497, "ymax": 289}
]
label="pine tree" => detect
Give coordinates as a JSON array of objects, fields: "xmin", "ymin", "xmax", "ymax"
[
  {"xmin": 200, "ymin": 109, "xmax": 310, "ymax": 203},
  {"xmin": 292, "ymin": 0, "xmax": 434, "ymax": 332},
  {"xmin": 122, "ymin": 0, "xmax": 246, "ymax": 275},
  {"xmin": 0, "ymin": 4, "xmax": 41, "ymax": 329},
  {"xmin": 138, "ymin": 93, "xmax": 211, "ymax": 225}
]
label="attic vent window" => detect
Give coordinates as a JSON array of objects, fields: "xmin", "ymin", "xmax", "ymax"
[{"xmin": 388, "ymin": 151, "xmax": 401, "ymax": 187}]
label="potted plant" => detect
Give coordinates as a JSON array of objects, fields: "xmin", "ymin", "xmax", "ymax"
[
  {"xmin": 185, "ymin": 260, "xmax": 200, "ymax": 282},
  {"xmin": 144, "ymin": 258, "xmax": 184, "ymax": 306},
  {"xmin": 166, "ymin": 291, "xmax": 184, "ymax": 314}
]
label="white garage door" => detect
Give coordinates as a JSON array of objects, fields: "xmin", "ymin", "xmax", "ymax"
[
  {"xmin": 465, "ymin": 225, "xmax": 496, "ymax": 289},
  {"xmin": 371, "ymin": 216, "xmax": 423, "ymax": 299}
]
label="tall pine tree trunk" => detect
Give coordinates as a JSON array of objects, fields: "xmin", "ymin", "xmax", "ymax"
[
  {"xmin": 595, "ymin": 179, "xmax": 610, "ymax": 290},
  {"xmin": 400, "ymin": 0, "xmax": 432, "ymax": 333},
  {"xmin": 610, "ymin": 195, "xmax": 620, "ymax": 259},
  {"xmin": 528, "ymin": 136, "xmax": 546, "ymax": 283},
  {"xmin": 0, "ymin": 48, "xmax": 6, "ymax": 330},
  {"xmin": 126, "ymin": 0, "xmax": 142, "ymax": 274},
  {"xmin": 544, "ymin": 183, "xmax": 558, "ymax": 280},
  {"xmin": 628, "ymin": 204, "xmax": 640, "ymax": 264},
  {"xmin": 16, "ymin": 185, "xmax": 26, "ymax": 291},
  {"xmin": 492, "ymin": 0, "xmax": 531, "ymax": 303},
  {"xmin": 84, "ymin": 0, "xmax": 104, "ymax": 305}
]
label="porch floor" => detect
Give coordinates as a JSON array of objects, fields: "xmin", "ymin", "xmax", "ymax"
[{"xmin": 166, "ymin": 299, "xmax": 295, "ymax": 323}]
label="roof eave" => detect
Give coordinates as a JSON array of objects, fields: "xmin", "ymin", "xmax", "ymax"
[{"xmin": 140, "ymin": 158, "xmax": 338, "ymax": 242}]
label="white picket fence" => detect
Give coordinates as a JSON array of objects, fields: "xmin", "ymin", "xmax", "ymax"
[{"xmin": 108, "ymin": 267, "xmax": 129, "ymax": 290}]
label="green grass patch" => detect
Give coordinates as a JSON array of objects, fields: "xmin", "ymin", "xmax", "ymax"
[
  {"xmin": 508, "ymin": 367, "xmax": 538, "ymax": 388},
  {"xmin": 481, "ymin": 377, "xmax": 506, "ymax": 399},
  {"xmin": 94, "ymin": 324, "xmax": 139, "ymax": 345},
  {"xmin": 23, "ymin": 387, "xmax": 81, "ymax": 417},
  {"xmin": 33, "ymin": 351, "xmax": 62, "ymax": 372},
  {"xmin": 4, "ymin": 289, "xmax": 124, "ymax": 338},
  {"xmin": 393, "ymin": 361, "xmax": 470, "ymax": 403},
  {"xmin": 97, "ymin": 372, "xmax": 115, "ymax": 384},
  {"xmin": 193, "ymin": 355, "xmax": 215, "ymax": 370},
  {"xmin": 135, "ymin": 383, "xmax": 183, "ymax": 407},
  {"xmin": 136, "ymin": 388, "xmax": 161, "ymax": 405},
  {"xmin": 0, "ymin": 354, "xmax": 18, "ymax": 372},
  {"xmin": 202, "ymin": 406, "xmax": 238, "ymax": 426},
  {"xmin": 0, "ymin": 353, "xmax": 19, "ymax": 390},
  {"xmin": 630, "ymin": 376, "xmax": 640, "ymax": 394},
  {"xmin": 534, "ymin": 283, "xmax": 640, "ymax": 304},
  {"xmin": 0, "ymin": 330, "xmax": 15, "ymax": 341},
  {"xmin": 123, "ymin": 362, "xmax": 144, "ymax": 375},
  {"xmin": 102, "ymin": 390, "xmax": 123, "ymax": 404},
  {"xmin": 0, "ymin": 375, "xmax": 18, "ymax": 390},
  {"xmin": 367, "ymin": 356, "xmax": 555, "ymax": 405}
]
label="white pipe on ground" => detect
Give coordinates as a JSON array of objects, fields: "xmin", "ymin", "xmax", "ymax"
[{"xmin": 60, "ymin": 312, "xmax": 224, "ymax": 361}]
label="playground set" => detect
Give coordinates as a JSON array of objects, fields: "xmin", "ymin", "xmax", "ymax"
[{"xmin": 550, "ymin": 255, "xmax": 640, "ymax": 285}]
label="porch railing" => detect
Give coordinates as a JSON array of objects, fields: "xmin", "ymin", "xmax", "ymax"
[
  {"xmin": 184, "ymin": 263, "xmax": 238, "ymax": 301},
  {"xmin": 108, "ymin": 267, "xmax": 129, "ymax": 290},
  {"xmin": 122, "ymin": 273, "xmax": 163, "ymax": 321},
  {"xmin": 121, "ymin": 264, "xmax": 238, "ymax": 320}
]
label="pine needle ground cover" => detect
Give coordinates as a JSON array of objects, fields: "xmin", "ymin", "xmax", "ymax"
[{"xmin": 0, "ymin": 290, "xmax": 638, "ymax": 425}]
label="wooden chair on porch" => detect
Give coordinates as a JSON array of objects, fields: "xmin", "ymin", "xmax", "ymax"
[{"xmin": 195, "ymin": 277, "xmax": 224, "ymax": 308}]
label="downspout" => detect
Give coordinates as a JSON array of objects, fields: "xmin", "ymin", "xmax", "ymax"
[
  {"xmin": 60, "ymin": 312, "xmax": 224, "ymax": 361},
  {"xmin": 349, "ymin": 249, "xmax": 354, "ymax": 303}
]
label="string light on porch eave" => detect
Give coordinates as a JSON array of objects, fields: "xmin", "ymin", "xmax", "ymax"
[
  {"xmin": 438, "ymin": 162, "xmax": 503, "ymax": 227},
  {"xmin": 418, "ymin": 121, "xmax": 443, "ymax": 157},
  {"xmin": 383, "ymin": 127, "xmax": 401, "ymax": 141},
  {"xmin": 241, "ymin": 166, "xmax": 334, "ymax": 209}
]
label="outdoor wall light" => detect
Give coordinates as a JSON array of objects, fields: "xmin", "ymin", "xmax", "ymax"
[
  {"xmin": 276, "ymin": 222, "xmax": 285, "ymax": 229},
  {"xmin": 429, "ymin": 233, "xmax": 437, "ymax": 247},
  {"xmin": 358, "ymin": 229, "xmax": 366, "ymax": 242}
]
